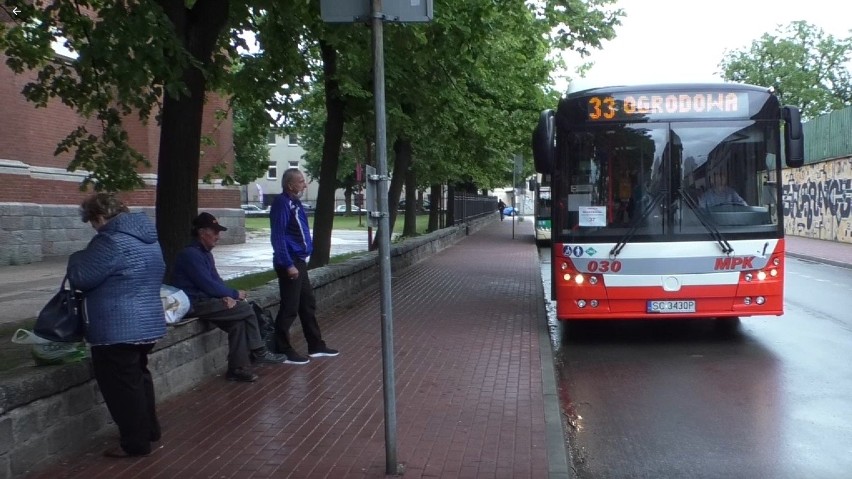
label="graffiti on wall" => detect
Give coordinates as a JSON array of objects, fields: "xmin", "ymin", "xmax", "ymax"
[{"xmin": 782, "ymin": 157, "xmax": 852, "ymax": 243}]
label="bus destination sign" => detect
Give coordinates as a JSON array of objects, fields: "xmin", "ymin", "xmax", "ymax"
[{"xmin": 586, "ymin": 92, "xmax": 750, "ymax": 122}]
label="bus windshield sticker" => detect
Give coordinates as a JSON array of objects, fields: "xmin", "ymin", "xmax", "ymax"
[{"xmin": 578, "ymin": 206, "xmax": 606, "ymax": 227}]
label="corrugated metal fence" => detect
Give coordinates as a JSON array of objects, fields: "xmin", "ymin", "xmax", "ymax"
[{"xmin": 804, "ymin": 105, "xmax": 852, "ymax": 164}]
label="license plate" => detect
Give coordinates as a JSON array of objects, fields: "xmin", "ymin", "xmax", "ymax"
[{"xmin": 647, "ymin": 300, "xmax": 696, "ymax": 313}]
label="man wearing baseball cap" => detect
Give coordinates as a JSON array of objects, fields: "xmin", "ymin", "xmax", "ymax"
[{"xmin": 171, "ymin": 212, "xmax": 286, "ymax": 382}]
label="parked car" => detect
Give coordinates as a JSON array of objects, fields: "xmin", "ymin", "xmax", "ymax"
[
  {"xmin": 503, "ymin": 206, "xmax": 518, "ymax": 217},
  {"xmin": 241, "ymin": 204, "xmax": 268, "ymax": 217},
  {"xmin": 335, "ymin": 204, "xmax": 364, "ymax": 213},
  {"xmin": 398, "ymin": 199, "xmax": 431, "ymax": 211}
]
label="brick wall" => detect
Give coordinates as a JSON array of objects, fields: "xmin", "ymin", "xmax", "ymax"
[
  {"xmin": 0, "ymin": 55, "xmax": 94, "ymax": 171},
  {"xmin": 0, "ymin": 59, "xmax": 236, "ymax": 208},
  {"xmin": 0, "ymin": 53, "xmax": 240, "ymax": 265}
]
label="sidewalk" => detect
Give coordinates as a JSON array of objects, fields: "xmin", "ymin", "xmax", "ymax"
[
  {"xmin": 25, "ymin": 218, "xmax": 568, "ymax": 479},
  {"xmin": 783, "ymin": 234, "xmax": 852, "ymax": 270},
  {"xmin": 5, "ymin": 224, "xmax": 851, "ymax": 478}
]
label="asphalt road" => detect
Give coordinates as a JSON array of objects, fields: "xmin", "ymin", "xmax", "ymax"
[{"xmin": 541, "ymin": 248, "xmax": 852, "ymax": 479}]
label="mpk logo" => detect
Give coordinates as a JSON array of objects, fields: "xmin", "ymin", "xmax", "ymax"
[{"xmin": 714, "ymin": 256, "xmax": 755, "ymax": 270}]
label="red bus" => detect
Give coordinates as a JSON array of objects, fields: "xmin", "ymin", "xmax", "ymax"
[{"xmin": 532, "ymin": 83, "xmax": 804, "ymax": 321}]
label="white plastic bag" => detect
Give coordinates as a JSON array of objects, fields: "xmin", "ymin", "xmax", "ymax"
[
  {"xmin": 11, "ymin": 329, "xmax": 88, "ymax": 366},
  {"xmin": 160, "ymin": 285, "xmax": 190, "ymax": 324}
]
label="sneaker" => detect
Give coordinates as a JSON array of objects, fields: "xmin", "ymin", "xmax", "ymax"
[
  {"xmin": 281, "ymin": 350, "xmax": 310, "ymax": 365},
  {"xmin": 252, "ymin": 349, "xmax": 287, "ymax": 364},
  {"xmin": 226, "ymin": 367, "xmax": 259, "ymax": 382},
  {"xmin": 308, "ymin": 346, "xmax": 339, "ymax": 358}
]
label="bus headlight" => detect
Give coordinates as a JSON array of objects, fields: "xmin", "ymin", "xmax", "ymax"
[
  {"xmin": 756, "ymin": 296, "xmax": 766, "ymax": 305},
  {"xmin": 588, "ymin": 276, "xmax": 598, "ymax": 285},
  {"xmin": 757, "ymin": 271, "xmax": 767, "ymax": 281},
  {"xmin": 563, "ymin": 273, "xmax": 571, "ymax": 281},
  {"xmin": 744, "ymin": 273, "xmax": 753, "ymax": 282},
  {"xmin": 744, "ymin": 297, "xmax": 752, "ymax": 305},
  {"xmin": 574, "ymin": 274, "xmax": 585, "ymax": 285},
  {"xmin": 577, "ymin": 300, "xmax": 587, "ymax": 308},
  {"xmin": 770, "ymin": 269, "xmax": 778, "ymax": 277},
  {"xmin": 590, "ymin": 300, "xmax": 599, "ymax": 307}
]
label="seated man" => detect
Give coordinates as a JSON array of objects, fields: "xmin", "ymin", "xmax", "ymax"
[
  {"xmin": 171, "ymin": 212, "xmax": 286, "ymax": 382},
  {"xmin": 699, "ymin": 175, "xmax": 747, "ymax": 208}
]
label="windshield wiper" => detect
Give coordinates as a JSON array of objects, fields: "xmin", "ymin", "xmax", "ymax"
[
  {"xmin": 610, "ymin": 189, "xmax": 666, "ymax": 258},
  {"xmin": 679, "ymin": 188, "xmax": 734, "ymax": 254}
]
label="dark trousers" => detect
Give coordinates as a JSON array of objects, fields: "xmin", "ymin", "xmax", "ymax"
[
  {"xmin": 91, "ymin": 343, "xmax": 160, "ymax": 456},
  {"xmin": 192, "ymin": 299, "xmax": 265, "ymax": 370},
  {"xmin": 274, "ymin": 260, "xmax": 325, "ymax": 353}
]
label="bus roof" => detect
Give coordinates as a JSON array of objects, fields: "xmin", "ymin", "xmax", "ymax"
[{"xmin": 565, "ymin": 82, "xmax": 772, "ymax": 99}]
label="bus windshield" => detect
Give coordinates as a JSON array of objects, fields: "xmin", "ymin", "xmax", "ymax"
[{"xmin": 554, "ymin": 119, "xmax": 781, "ymax": 244}]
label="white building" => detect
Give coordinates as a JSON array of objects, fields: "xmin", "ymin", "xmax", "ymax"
[{"xmin": 242, "ymin": 133, "xmax": 348, "ymax": 209}]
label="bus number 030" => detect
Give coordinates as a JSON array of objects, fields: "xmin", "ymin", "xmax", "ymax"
[{"xmin": 586, "ymin": 260, "xmax": 622, "ymax": 273}]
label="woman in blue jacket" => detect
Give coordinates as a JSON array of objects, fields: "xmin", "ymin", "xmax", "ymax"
[{"xmin": 67, "ymin": 193, "xmax": 166, "ymax": 458}]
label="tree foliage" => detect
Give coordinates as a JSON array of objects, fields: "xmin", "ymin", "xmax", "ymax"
[
  {"xmin": 292, "ymin": 0, "xmax": 622, "ymax": 261},
  {"xmin": 0, "ymin": 0, "xmax": 622, "ymax": 270},
  {"xmin": 2, "ymin": 0, "xmax": 235, "ymax": 275},
  {"xmin": 1, "ymin": 0, "xmax": 188, "ymax": 191},
  {"xmin": 719, "ymin": 21, "xmax": 852, "ymax": 119},
  {"xmin": 232, "ymin": 105, "xmax": 271, "ymax": 185}
]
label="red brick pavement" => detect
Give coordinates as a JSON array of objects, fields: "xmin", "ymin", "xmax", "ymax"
[
  {"xmin": 784, "ymin": 235, "xmax": 852, "ymax": 269},
  {"xmin": 27, "ymin": 218, "xmax": 565, "ymax": 479}
]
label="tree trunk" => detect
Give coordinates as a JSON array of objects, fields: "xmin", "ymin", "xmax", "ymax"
[
  {"xmin": 309, "ymin": 40, "xmax": 346, "ymax": 269},
  {"xmin": 369, "ymin": 136, "xmax": 409, "ymax": 250},
  {"xmin": 156, "ymin": 0, "xmax": 229, "ymax": 281},
  {"xmin": 403, "ymin": 159, "xmax": 417, "ymax": 236},
  {"xmin": 343, "ymin": 188, "xmax": 352, "ymax": 212},
  {"xmin": 428, "ymin": 183, "xmax": 440, "ymax": 232}
]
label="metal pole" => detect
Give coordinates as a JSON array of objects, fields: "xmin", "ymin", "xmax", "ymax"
[
  {"xmin": 512, "ymin": 158, "xmax": 516, "ymax": 239},
  {"xmin": 371, "ymin": 1, "xmax": 400, "ymax": 475}
]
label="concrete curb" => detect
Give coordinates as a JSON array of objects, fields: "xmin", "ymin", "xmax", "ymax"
[
  {"xmin": 786, "ymin": 252, "xmax": 852, "ymax": 270},
  {"xmin": 536, "ymin": 253, "xmax": 573, "ymax": 479}
]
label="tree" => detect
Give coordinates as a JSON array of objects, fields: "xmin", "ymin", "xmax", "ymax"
[
  {"xmin": 1, "ymin": 0, "xmax": 234, "ymax": 278},
  {"xmin": 719, "ymin": 21, "xmax": 852, "ymax": 119},
  {"xmin": 300, "ymin": 0, "xmax": 623, "ymax": 253},
  {"xmin": 232, "ymin": 104, "xmax": 271, "ymax": 186},
  {"xmin": 1, "ymin": 0, "xmax": 622, "ymax": 273}
]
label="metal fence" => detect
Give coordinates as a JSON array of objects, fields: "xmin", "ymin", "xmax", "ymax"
[{"xmin": 451, "ymin": 194, "xmax": 498, "ymax": 224}]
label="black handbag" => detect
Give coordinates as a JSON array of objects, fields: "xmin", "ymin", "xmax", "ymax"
[{"xmin": 34, "ymin": 276, "xmax": 85, "ymax": 342}]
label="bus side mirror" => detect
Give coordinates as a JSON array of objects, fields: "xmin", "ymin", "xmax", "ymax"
[
  {"xmin": 532, "ymin": 109, "xmax": 555, "ymax": 174},
  {"xmin": 782, "ymin": 106, "xmax": 804, "ymax": 168}
]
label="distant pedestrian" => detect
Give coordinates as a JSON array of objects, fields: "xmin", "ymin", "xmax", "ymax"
[
  {"xmin": 67, "ymin": 193, "xmax": 164, "ymax": 458},
  {"xmin": 497, "ymin": 199, "xmax": 506, "ymax": 221},
  {"xmin": 270, "ymin": 168, "xmax": 339, "ymax": 364},
  {"xmin": 171, "ymin": 212, "xmax": 287, "ymax": 383}
]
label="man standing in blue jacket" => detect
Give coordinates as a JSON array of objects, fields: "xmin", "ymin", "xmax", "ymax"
[
  {"xmin": 172, "ymin": 212, "xmax": 286, "ymax": 382},
  {"xmin": 270, "ymin": 168, "xmax": 339, "ymax": 364}
]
